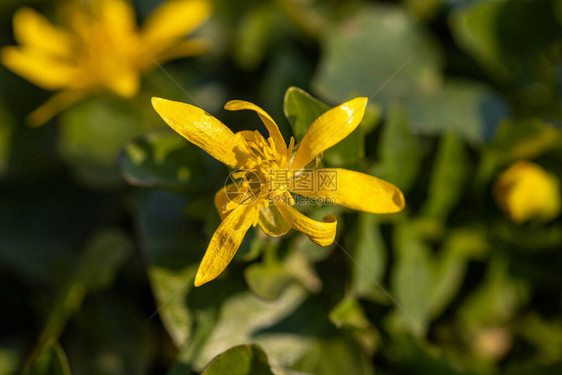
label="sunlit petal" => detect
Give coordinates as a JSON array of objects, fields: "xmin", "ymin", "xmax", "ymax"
[
  {"xmin": 276, "ymin": 203, "xmax": 337, "ymax": 246},
  {"xmin": 97, "ymin": 0, "xmax": 137, "ymax": 43},
  {"xmin": 0, "ymin": 47, "xmax": 77, "ymax": 90},
  {"xmin": 13, "ymin": 7, "xmax": 72, "ymax": 57},
  {"xmin": 292, "ymin": 168, "xmax": 405, "ymax": 214},
  {"xmin": 152, "ymin": 97, "xmax": 250, "ymax": 168},
  {"xmin": 225, "ymin": 100, "xmax": 287, "ymax": 155},
  {"xmin": 291, "ymin": 97, "xmax": 367, "ymax": 170},
  {"xmin": 141, "ymin": 0, "xmax": 211, "ymax": 54},
  {"xmin": 195, "ymin": 203, "xmax": 260, "ymax": 286}
]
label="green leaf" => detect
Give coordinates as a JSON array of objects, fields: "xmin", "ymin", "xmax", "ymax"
[
  {"xmin": 458, "ymin": 256, "xmax": 529, "ymax": 329},
  {"xmin": 349, "ymin": 214, "xmax": 388, "ymax": 302},
  {"xmin": 24, "ymin": 342, "xmax": 71, "ymax": 375},
  {"xmin": 382, "ymin": 333, "xmax": 471, "ymax": 375},
  {"xmin": 187, "ymin": 285, "xmax": 308, "ymax": 371},
  {"xmin": 182, "ymin": 280, "xmax": 374, "ymax": 375},
  {"xmin": 135, "ymin": 189, "xmax": 206, "ymax": 348},
  {"xmin": 322, "ymin": 129, "xmax": 364, "ymax": 168},
  {"xmin": 292, "ymin": 336, "xmax": 375, "ymax": 375},
  {"xmin": 330, "ymin": 297, "xmax": 370, "ymax": 330},
  {"xmin": 244, "ymin": 262, "xmax": 293, "ymax": 301},
  {"xmin": 378, "ymin": 104, "xmax": 420, "ymax": 193},
  {"xmin": 406, "ymin": 80, "xmax": 508, "ymax": 144},
  {"xmin": 284, "ymin": 87, "xmax": 330, "ymax": 142},
  {"xmin": 75, "ymin": 230, "xmax": 133, "ymax": 290},
  {"xmin": 283, "ymin": 250, "xmax": 322, "ymax": 293},
  {"xmin": 487, "ymin": 119, "xmax": 562, "ymax": 161},
  {"xmin": 450, "ymin": 0, "xmax": 562, "ymax": 122},
  {"xmin": 58, "ymin": 96, "xmax": 159, "ymax": 188},
  {"xmin": 234, "ymin": 6, "xmax": 278, "ymax": 70},
  {"xmin": 329, "ymin": 296, "xmax": 379, "ymax": 356},
  {"xmin": 473, "ymin": 119, "xmax": 562, "ymax": 191},
  {"xmin": 292, "ymin": 233, "xmax": 332, "ymax": 263},
  {"xmin": 283, "ymin": 87, "xmax": 371, "ymax": 167},
  {"xmin": 390, "ymin": 223, "xmax": 433, "ymax": 337},
  {"xmin": 428, "ymin": 229, "xmax": 488, "ymax": 318},
  {"xmin": 493, "ymin": 220, "xmax": 562, "ymax": 252},
  {"xmin": 149, "ymin": 265, "xmax": 197, "ymax": 346},
  {"xmin": 202, "ymin": 344, "xmax": 274, "ymax": 375},
  {"xmin": 451, "ymin": 0, "xmax": 562, "ymax": 79},
  {"xmin": 120, "ymin": 130, "xmax": 218, "ymax": 191},
  {"xmin": 516, "ymin": 314, "xmax": 562, "ymax": 364},
  {"xmin": 422, "ymin": 132, "xmax": 470, "ymax": 221},
  {"xmin": 313, "ymin": 5, "xmax": 443, "ymax": 107}
]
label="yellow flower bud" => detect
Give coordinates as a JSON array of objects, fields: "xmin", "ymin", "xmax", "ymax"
[{"xmin": 494, "ymin": 161, "xmax": 561, "ymax": 223}]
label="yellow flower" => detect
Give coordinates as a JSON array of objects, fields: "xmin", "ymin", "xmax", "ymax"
[
  {"xmin": 152, "ymin": 96, "xmax": 405, "ymax": 286},
  {"xmin": 494, "ymin": 160, "xmax": 561, "ymax": 223},
  {"xmin": 1, "ymin": 0, "xmax": 211, "ymax": 126}
]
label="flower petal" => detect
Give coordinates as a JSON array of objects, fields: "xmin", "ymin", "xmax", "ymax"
[
  {"xmin": 195, "ymin": 202, "xmax": 260, "ymax": 286},
  {"xmin": 105, "ymin": 68, "xmax": 139, "ymax": 97},
  {"xmin": 291, "ymin": 97, "xmax": 367, "ymax": 170},
  {"xmin": 258, "ymin": 204, "xmax": 291, "ymax": 237},
  {"xmin": 152, "ymin": 97, "xmax": 250, "ymax": 168},
  {"xmin": 292, "ymin": 168, "xmax": 405, "ymax": 214},
  {"xmin": 224, "ymin": 100, "xmax": 287, "ymax": 155},
  {"xmin": 148, "ymin": 39, "xmax": 208, "ymax": 66},
  {"xmin": 276, "ymin": 204, "xmax": 337, "ymax": 246},
  {"xmin": 141, "ymin": 0, "xmax": 211, "ymax": 54},
  {"xmin": 0, "ymin": 46, "xmax": 77, "ymax": 90},
  {"xmin": 97, "ymin": 0, "xmax": 137, "ymax": 43},
  {"xmin": 28, "ymin": 90, "xmax": 88, "ymax": 127},
  {"xmin": 214, "ymin": 183, "xmax": 244, "ymax": 220},
  {"xmin": 13, "ymin": 7, "xmax": 72, "ymax": 57}
]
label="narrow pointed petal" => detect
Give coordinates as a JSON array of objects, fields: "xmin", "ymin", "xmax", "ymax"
[
  {"xmin": 224, "ymin": 100, "xmax": 287, "ymax": 155},
  {"xmin": 141, "ymin": 0, "xmax": 211, "ymax": 54},
  {"xmin": 27, "ymin": 90, "xmax": 88, "ymax": 127},
  {"xmin": 195, "ymin": 203, "xmax": 260, "ymax": 286},
  {"xmin": 98, "ymin": 0, "xmax": 137, "ymax": 42},
  {"xmin": 13, "ymin": 8, "xmax": 72, "ymax": 57},
  {"xmin": 1, "ymin": 47, "xmax": 77, "ymax": 90},
  {"xmin": 152, "ymin": 97, "xmax": 250, "ymax": 168},
  {"xmin": 292, "ymin": 97, "xmax": 367, "ymax": 170},
  {"xmin": 292, "ymin": 168, "xmax": 405, "ymax": 214},
  {"xmin": 276, "ymin": 204, "xmax": 337, "ymax": 246}
]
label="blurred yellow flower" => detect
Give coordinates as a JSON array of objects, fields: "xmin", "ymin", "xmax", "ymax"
[
  {"xmin": 152, "ymin": 96, "xmax": 405, "ymax": 286},
  {"xmin": 494, "ymin": 161, "xmax": 561, "ymax": 223},
  {"xmin": 1, "ymin": 0, "xmax": 211, "ymax": 126}
]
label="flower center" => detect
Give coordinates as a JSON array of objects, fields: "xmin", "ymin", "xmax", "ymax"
[{"xmin": 230, "ymin": 131, "xmax": 296, "ymax": 208}]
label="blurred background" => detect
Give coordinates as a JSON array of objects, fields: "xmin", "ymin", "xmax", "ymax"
[{"xmin": 1, "ymin": 0, "xmax": 562, "ymax": 374}]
